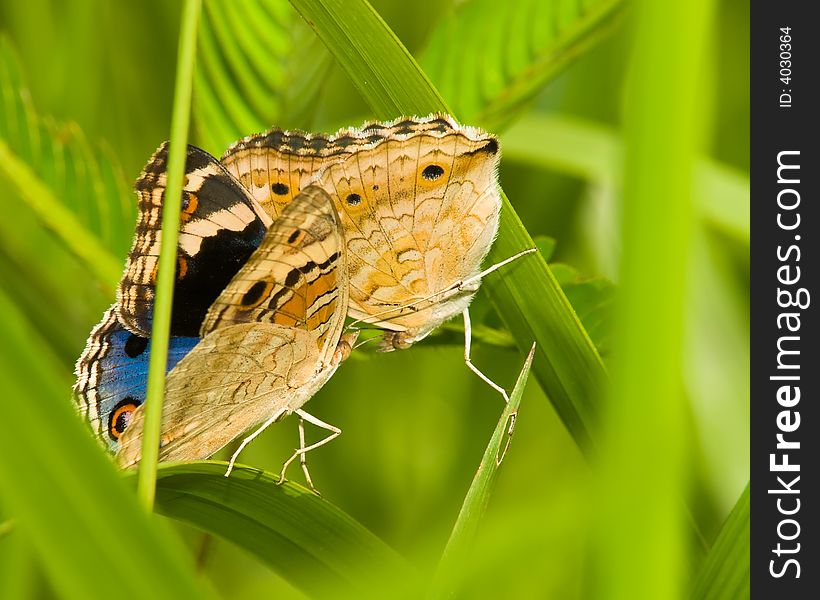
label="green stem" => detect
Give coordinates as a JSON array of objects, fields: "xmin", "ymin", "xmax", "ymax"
[{"xmin": 136, "ymin": 0, "xmax": 202, "ymax": 513}]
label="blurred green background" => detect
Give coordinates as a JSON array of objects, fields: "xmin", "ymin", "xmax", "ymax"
[{"xmin": 0, "ymin": 0, "xmax": 748, "ymax": 598}]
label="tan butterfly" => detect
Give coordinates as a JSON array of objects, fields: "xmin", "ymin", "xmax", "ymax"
[
  {"xmin": 116, "ymin": 185, "xmax": 356, "ymax": 487},
  {"xmin": 222, "ymin": 114, "xmax": 534, "ymax": 402}
]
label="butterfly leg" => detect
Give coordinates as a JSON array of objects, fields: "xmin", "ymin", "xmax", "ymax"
[
  {"xmin": 462, "ymin": 308, "xmax": 511, "ymax": 404},
  {"xmin": 224, "ymin": 407, "xmax": 288, "ymax": 477},
  {"xmin": 278, "ymin": 410, "xmax": 341, "ymax": 492}
]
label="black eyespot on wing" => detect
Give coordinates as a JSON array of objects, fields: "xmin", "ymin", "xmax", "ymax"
[
  {"xmin": 287, "ymin": 229, "xmax": 301, "ymax": 244},
  {"xmin": 285, "ymin": 269, "xmax": 301, "ymax": 287},
  {"xmin": 271, "ymin": 182, "xmax": 289, "ymax": 195},
  {"xmin": 123, "ymin": 334, "xmax": 149, "ymax": 358},
  {"xmin": 242, "ymin": 281, "xmax": 269, "ymax": 306},
  {"xmin": 109, "ymin": 397, "xmax": 139, "ymax": 441},
  {"xmin": 422, "ymin": 164, "xmax": 445, "ymax": 180},
  {"xmin": 346, "ymin": 193, "xmax": 362, "ymax": 206}
]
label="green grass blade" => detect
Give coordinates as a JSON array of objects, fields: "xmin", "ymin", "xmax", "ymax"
[
  {"xmin": 594, "ymin": 0, "xmax": 715, "ymax": 597},
  {"xmin": 690, "ymin": 483, "xmax": 749, "ymax": 599},
  {"xmin": 150, "ymin": 462, "xmax": 414, "ymax": 599},
  {"xmin": 0, "ymin": 289, "xmax": 211, "ymax": 600},
  {"xmin": 502, "ymin": 113, "xmax": 749, "ymax": 245},
  {"xmin": 419, "ymin": 0, "xmax": 624, "ymax": 129},
  {"xmin": 289, "ymin": 0, "xmax": 606, "ymax": 452},
  {"xmin": 429, "ymin": 344, "xmax": 535, "ymax": 599},
  {"xmin": 138, "ymin": 0, "xmax": 201, "ymax": 512}
]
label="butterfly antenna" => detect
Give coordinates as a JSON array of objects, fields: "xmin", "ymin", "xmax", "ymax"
[{"xmin": 346, "ymin": 247, "xmax": 538, "ymax": 329}]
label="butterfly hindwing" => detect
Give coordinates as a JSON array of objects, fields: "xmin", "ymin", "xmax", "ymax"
[
  {"xmin": 116, "ymin": 186, "xmax": 351, "ymax": 467},
  {"xmin": 117, "ymin": 143, "xmax": 272, "ymax": 337},
  {"xmin": 73, "ymin": 306, "xmax": 198, "ymax": 453}
]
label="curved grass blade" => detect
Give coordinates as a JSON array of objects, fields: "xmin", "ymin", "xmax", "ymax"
[
  {"xmin": 288, "ymin": 0, "xmax": 606, "ymax": 453},
  {"xmin": 429, "ymin": 344, "xmax": 535, "ymax": 599},
  {"xmin": 0, "ymin": 289, "xmax": 211, "ymax": 600},
  {"xmin": 689, "ymin": 483, "xmax": 749, "ymax": 599},
  {"xmin": 0, "ymin": 140, "xmax": 121, "ymax": 285},
  {"xmin": 420, "ymin": 0, "xmax": 624, "ymax": 129},
  {"xmin": 151, "ymin": 462, "xmax": 414, "ymax": 599}
]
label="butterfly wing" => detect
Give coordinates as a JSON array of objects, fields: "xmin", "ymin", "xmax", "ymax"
[
  {"xmin": 116, "ymin": 186, "xmax": 350, "ymax": 467},
  {"xmin": 117, "ymin": 143, "xmax": 272, "ymax": 337},
  {"xmin": 314, "ymin": 115, "xmax": 501, "ymax": 344},
  {"xmin": 73, "ymin": 306, "xmax": 198, "ymax": 453},
  {"xmin": 221, "ymin": 127, "xmax": 357, "ymax": 219}
]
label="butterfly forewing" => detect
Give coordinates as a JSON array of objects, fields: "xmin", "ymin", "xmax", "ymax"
[{"xmin": 117, "ymin": 143, "xmax": 272, "ymax": 337}]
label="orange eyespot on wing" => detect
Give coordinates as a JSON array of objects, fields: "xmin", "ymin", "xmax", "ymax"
[{"xmin": 109, "ymin": 399, "xmax": 139, "ymax": 441}]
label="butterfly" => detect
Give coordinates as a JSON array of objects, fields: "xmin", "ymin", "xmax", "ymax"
[
  {"xmin": 74, "ymin": 143, "xmax": 272, "ymax": 452},
  {"xmin": 116, "ymin": 185, "xmax": 354, "ymax": 487},
  {"xmin": 222, "ymin": 114, "xmax": 533, "ymax": 401}
]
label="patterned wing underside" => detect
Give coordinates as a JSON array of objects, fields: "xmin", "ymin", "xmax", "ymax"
[
  {"xmin": 202, "ymin": 185, "xmax": 348, "ymax": 361},
  {"xmin": 222, "ymin": 114, "xmax": 502, "ymax": 343},
  {"xmin": 117, "ymin": 143, "xmax": 271, "ymax": 338},
  {"xmin": 115, "ymin": 186, "xmax": 349, "ymax": 467}
]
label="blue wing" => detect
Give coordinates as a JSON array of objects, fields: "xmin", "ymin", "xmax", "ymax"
[{"xmin": 74, "ymin": 306, "xmax": 199, "ymax": 453}]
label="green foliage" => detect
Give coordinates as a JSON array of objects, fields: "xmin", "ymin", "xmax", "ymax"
[
  {"xmin": 430, "ymin": 345, "xmax": 534, "ymax": 598},
  {"xmin": 0, "ymin": 0, "xmax": 749, "ymax": 598},
  {"xmin": 420, "ymin": 0, "xmax": 623, "ymax": 129},
  {"xmin": 690, "ymin": 483, "xmax": 750, "ymax": 599},
  {"xmin": 150, "ymin": 463, "xmax": 413, "ymax": 598},
  {"xmin": 194, "ymin": 0, "xmax": 332, "ymax": 153},
  {"xmin": 0, "ymin": 290, "xmax": 211, "ymax": 600}
]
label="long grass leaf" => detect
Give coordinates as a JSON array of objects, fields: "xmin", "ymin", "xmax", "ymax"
[
  {"xmin": 419, "ymin": 0, "xmax": 624, "ymax": 129},
  {"xmin": 138, "ymin": 0, "xmax": 201, "ymax": 512},
  {"xmin": 594, "ymin": 0, "xmax": 715, "ymax": 597},
  {"xmin": 429, "ymin": 344, "xmax": 535, "ymax": 598},
  {"xmin": 0, "ymin": 140, "xmax": 121, "ymax": 284}
]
